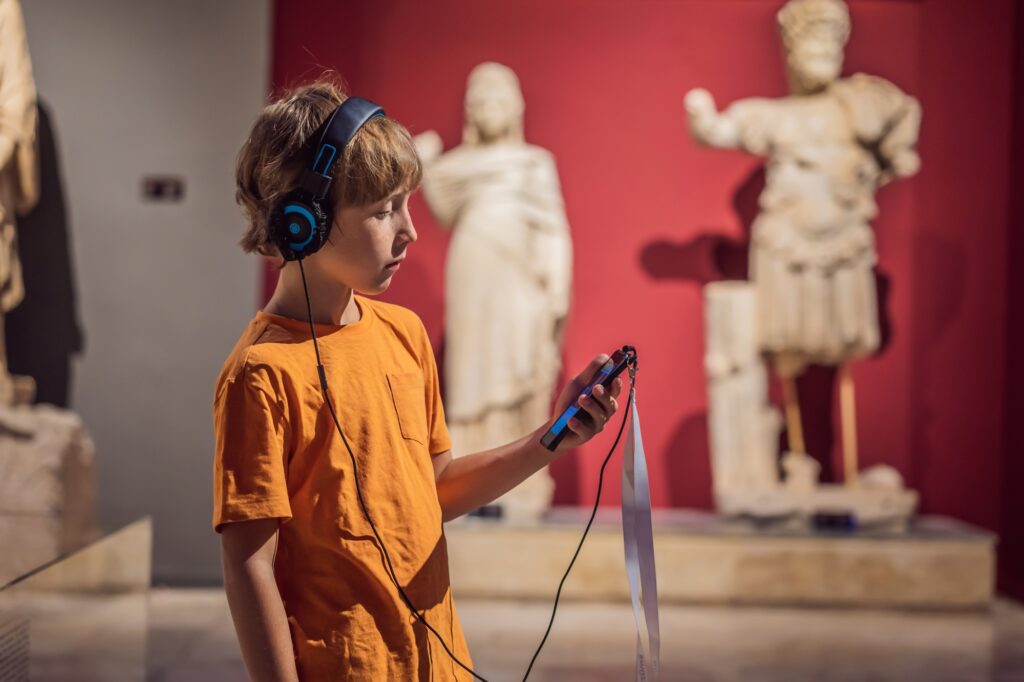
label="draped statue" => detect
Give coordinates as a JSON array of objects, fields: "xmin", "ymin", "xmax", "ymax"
[{"xmin": 415, "ymin": 63, "xmax": 573, "ymax": 521}]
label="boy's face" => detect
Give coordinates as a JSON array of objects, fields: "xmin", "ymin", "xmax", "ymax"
[{"xmin": 314, "ymin": 189, "xmax": 417, "ymax": 294}]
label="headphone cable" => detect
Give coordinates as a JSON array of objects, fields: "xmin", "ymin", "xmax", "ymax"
[
  {"xmin": 298, "ymin": 260, "xmax": 487, "ymax": 682},
  {"xmin": 521, "ymin": 386, "xmax": 632, "ymax": 681},
  {"xmin": 298, "ymin": 259, "xmax": 633, "ymax": 681}
]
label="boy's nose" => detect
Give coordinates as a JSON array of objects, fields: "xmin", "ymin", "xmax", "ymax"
[{"xmin": 401, "ymin": 211, "xmax": 418, "ymax": 245}]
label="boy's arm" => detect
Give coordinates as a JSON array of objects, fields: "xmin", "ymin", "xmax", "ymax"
[
  {"xmin": 433, "ymin": 355, "xmax": 622, "ymax": 522},
  {"xmin": 221, "ymin": 519, "xmax": 299, "ymax": 682}
]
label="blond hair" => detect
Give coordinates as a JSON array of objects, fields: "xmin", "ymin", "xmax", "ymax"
[{"xmin": 235, "ymin": 79, "xmax": 422, "ymax": 257}]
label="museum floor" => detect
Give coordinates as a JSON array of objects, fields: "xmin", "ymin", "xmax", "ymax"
[{"xmin": 143, "ymin": 588, "xmax": 1024, "ymax": 681}]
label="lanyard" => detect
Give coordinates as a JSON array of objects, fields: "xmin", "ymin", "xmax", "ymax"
[{"xmin": 621, "ymin": 374, "xmax": 660, "ymax": 681}]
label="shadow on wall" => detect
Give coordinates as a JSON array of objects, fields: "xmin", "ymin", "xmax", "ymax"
[
  {"xmin": 640, "ymin": 165, "xmax": 765, "ymax": 285},
  {"xmin": 663, "ymin": 412, "xmax": 714, "ymax": 509},
  {"xmin": 638, "ymin": 165, "xmax": 900, "ymax": 484},
  {"xmin": 6, "ymin": 98, "xmax": 84, "ymax": 408}
]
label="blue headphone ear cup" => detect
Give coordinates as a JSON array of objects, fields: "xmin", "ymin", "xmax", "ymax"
[
  {"xmin": 272, "ymin": 194, "xmax": 327, "ymax": 260},
  {"xmin": 313, "ymin": 200, "xmax": 333, "ymax": 245}
]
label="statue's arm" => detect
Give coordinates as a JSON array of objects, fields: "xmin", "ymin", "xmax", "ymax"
[
  {"xmin": 0, "ymin": 0, "xmax": 36, "ymax": 171},
  {"xmin": 685, "ymin": 89, "xmax": 774, "ymax": 155},
  {"xmin": 414, "ymin": 131, "xmax": 459, "ymax": 230},
  {"xmin": 685, "ymin": 88, "xmax": 739, "ymax": 148},
  {"xmin": 838, "ymin": 74, "xmax": 922, "ymax": 186},
  {"xmin": 527, "ymin": 150, "xmax": 572, "ymax": 316},
  {"xmin": 877, "ymin": 94, "xmax": 921, "ymax": 185}
]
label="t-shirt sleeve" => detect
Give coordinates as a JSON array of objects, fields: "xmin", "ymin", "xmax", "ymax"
[
  {"xmin": 212, "ymin": 372, "xmax": 292, "ymax": 532},
  {"xmin": 417, "ymin": 320, "xmax": 452, "ymax": 457}
]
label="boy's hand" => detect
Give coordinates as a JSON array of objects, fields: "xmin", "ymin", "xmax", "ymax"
[{"xmin": 545, "ymin": 354, "xmax": 625, "ymax": 454}]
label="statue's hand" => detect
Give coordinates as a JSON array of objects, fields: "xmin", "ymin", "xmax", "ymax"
[
  {"xmin": 685, "ymin": 88, "xmax": 718, "ymax": 121},
  {"xmin": 413, "ymin": 130, "xmax": 443, "ymax": 164},
  {"xmin": 684, "ymin": 88, "xmax": 722, "ymax": 144},
  {"xmin": 889, "ymin": 150, "xmax": 921, "ymax": 179}
]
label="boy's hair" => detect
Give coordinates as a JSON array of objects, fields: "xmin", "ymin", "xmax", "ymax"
[{"xmin": 236, "ymin": 80, "xmax": 422, "ymax": 257}]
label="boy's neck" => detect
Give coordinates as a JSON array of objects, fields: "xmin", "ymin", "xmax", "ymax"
[{"xmin": 264, "ymin": 261, "xmax": 362, "ymax": 327}]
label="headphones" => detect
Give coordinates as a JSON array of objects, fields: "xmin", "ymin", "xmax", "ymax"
[{"xmin": 270, "ymin": 97, "xmax": 385, "ymax": 261}]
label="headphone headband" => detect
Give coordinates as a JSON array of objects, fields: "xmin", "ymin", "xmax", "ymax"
[
  {"xmin": 301, "ymin": 97, "xmax": 385, "ymax": 199},
  {"xmin": 272, "ymin": 96, "xmax": 385, "ymax": 261}
]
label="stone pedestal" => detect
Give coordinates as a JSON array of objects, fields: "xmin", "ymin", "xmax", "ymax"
[
  {"xmin": 445, "ymin": 508, "xmax": 995, "ymax": 609},
  {"xmin": 0, "ymin": 519, "xmax": 151, "ymax": 681},
  {"xmin": 704, "ymin": 282, "xmax": 782, "ymax": 495},
  {"xmin": 0, "ymin": 405, "xmax": 98, "ymax": 586}
]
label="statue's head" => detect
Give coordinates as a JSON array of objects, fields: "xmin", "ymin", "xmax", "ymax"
[
  {"xmin": 463, "ymin": 62, "xmax": 525, "ymax": 145},
  {"xmin": 777, "ymin": 0, "xmax": 850, "ymax": 94}
]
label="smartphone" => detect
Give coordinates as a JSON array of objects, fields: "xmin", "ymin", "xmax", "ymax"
[{"xmin": 540, "ymin": 348, "xmax": 632, "ymax": 451}]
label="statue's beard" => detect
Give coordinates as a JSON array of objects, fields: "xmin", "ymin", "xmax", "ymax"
[{"xmin": 787, "ymin": 53, "xmax": 843, "ymax": 93}]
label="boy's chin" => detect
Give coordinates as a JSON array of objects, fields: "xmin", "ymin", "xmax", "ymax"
[{"xmin": 360, "ymin": 280, "xmax": 392, "ymax": 296}]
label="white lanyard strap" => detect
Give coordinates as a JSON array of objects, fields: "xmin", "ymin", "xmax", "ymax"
[{"xmin": 622, "ymin": 389, "xmax": 660, "ymax": 681}]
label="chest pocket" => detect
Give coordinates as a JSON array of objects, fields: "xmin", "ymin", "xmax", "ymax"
[{"xmin": 386, "ymin": 371, "xmax": 428, "ymax": 446}]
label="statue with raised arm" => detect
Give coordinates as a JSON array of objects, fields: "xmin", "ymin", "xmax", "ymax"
[
  {"xmin": 0, "ymin": 0, "xmax": 39, "ymax": 409},
  {"xmin": 685, "ymin": 0, "xmax": 920, "ymax": 484},
  {"xmin": 415, "ymin": 62, "xmax": 573, "ymax": 522}
]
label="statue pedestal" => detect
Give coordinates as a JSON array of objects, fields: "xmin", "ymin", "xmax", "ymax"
[
  {"xmin": 0, "ymin": 405, "xmax": 98, "ymax": 586},
  {"xmin": 716, "ymin": 482, "xmax": 920, "ymax": 531},
  {"xmin": 444, "ymin": 507, "xmax": 994, "ymax": 609}
]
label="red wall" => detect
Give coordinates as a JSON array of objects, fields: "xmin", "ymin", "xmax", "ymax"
[
  {"xmin": 269, "ymin": 0, "xmax": 1018, "ymax": 586},
  {"xmin": 1001, "ymin": 0, "xmax": 1024, "ymax": 599}
]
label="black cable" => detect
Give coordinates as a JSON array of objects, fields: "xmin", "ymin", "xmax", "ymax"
[
  {"xmin": 521, "ymin": 385, "xmax": 634, "ymax": 681},
  {"xmin": 298, "ymin": 259, "xmax": 637, "ymax": 681},
  {"xmin": 297, "ymin": 260, "xmax": 487, "ymax": 682}
]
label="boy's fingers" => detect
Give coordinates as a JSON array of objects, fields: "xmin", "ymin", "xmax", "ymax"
[
  {"xmin": 578, "ymin": 394, "xmax": 607, "ymax": 422},
  {"xmin": 567, "ymin": 413, "xmax": 596, "ymax": 438},
  {"xmin": 563, "ymin": 355, "xmax": 620, "ymax": 442},
  {"xmin": 587, "ymin": 385, "xmax": 614, "ymax": 416},
  {"xmin": 581, "ymin": 390, "xmax": 615, "ymax": 435},
  {"xmin": 574, "ymin": 354, "xmax": 609, "ymax": 389},
  {"xmin": 610, "ymin": 377, "xmax": 624, "ymax": 399}
]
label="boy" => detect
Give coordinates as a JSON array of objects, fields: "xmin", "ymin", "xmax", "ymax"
[{"xmin": 214, "ymin": 80, "xmax": 622, "ymax": 681}]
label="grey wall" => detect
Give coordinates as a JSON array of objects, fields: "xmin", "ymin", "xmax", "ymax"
[{"xmin": 21, "ymin": 0, "xmax": 271, "ymax": 584}]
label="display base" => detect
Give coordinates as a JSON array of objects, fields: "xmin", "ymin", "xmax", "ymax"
[
  {"xmin": 715, "ymin": 482, "xmax": 920, "ymax": 530},
  {"xmin": 444, "ymin": 508, "xmax": 994, "ymax": 609}
]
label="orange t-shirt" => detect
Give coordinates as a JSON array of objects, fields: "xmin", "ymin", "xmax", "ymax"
[{"xmin": 212, "ymin": 296, "xmax": 473, "ymax": 680}]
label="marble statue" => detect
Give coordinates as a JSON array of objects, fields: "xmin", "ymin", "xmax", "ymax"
[
  {"xmin": 704, "ymin": 282, "xmax": 780, "ymax": 498},
  {"xmin": 0, "ymin": 0, "xmax": 39, "ymax": 408},
  {"xmin": 0, "ymin": 1, "xmax": 98, "ymax": 580},
  {"xmin": 686, "ymin": 0, "xmax": 921, "ymax": 485},
  {"xmin": 703, "ymin": 281, "xmax": 919, "ymax": 526},
  {"xmin": 415, "ymin": 63, "xmax": 573, "ymax": 523}
]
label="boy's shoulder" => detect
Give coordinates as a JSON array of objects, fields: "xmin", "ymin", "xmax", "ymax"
[
  {"xmin": 214, "ymin": 298, "xmax": 432, "ymax": 397},
  {"xmin": 360, "ymin": 296, "xmax": 427, "ymax": 337},
  {"xmin": 214, "ymin": 314, "xmax": 306, "ymax": 397},
  {"xmin": 359, "ymin": 297, "xmax": 434, "ymax": 359}
]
